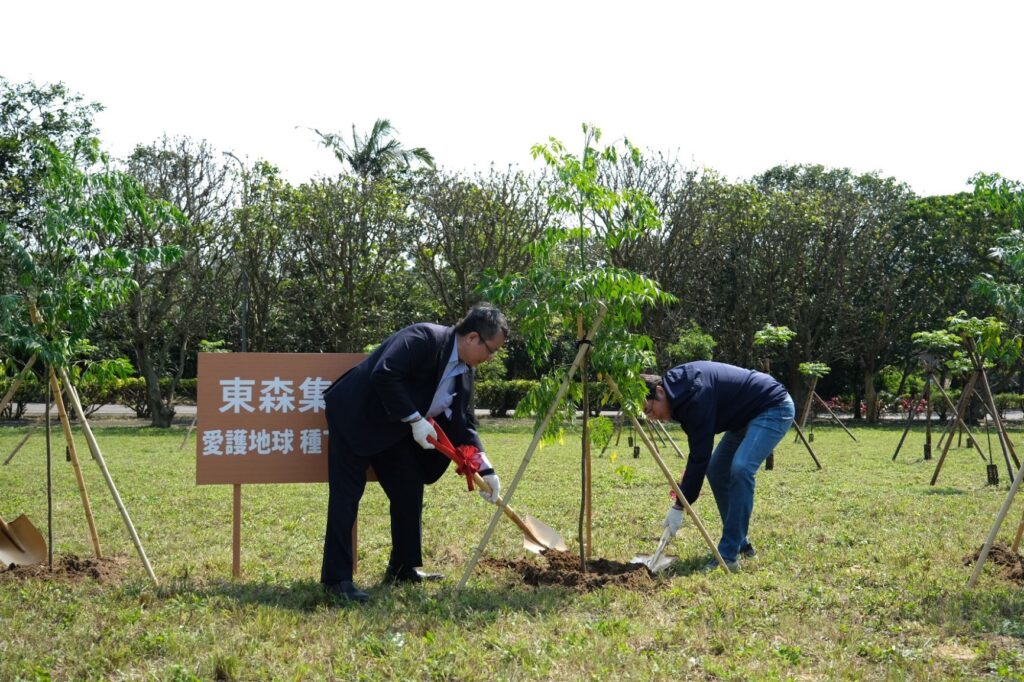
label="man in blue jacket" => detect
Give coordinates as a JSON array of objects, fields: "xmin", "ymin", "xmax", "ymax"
[
  {"xmin": 320, "ymin": 304, "xmax": 508, "ymax": 602},
  {"xmin": 643, "ymin": 361, "xmax": 795, "ymax": 572}
]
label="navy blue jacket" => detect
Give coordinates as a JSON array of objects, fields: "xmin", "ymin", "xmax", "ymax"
[
  {"xmin": 663, "ymin": 361, "xmax": 789, "ymax": 503},
  {"xmin": 324, "ymin": 323, "xmax": 483, "ymax": 458}
]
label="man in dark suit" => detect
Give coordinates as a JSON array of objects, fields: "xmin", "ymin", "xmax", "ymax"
[{"xmin": 320, "ymin": 303, "xmax": 508, "ymax": 602}]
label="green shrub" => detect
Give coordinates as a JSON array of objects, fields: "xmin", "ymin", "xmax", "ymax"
[
  {"xmin": 993, "ymin": 393, "xmax": 1024, "ymax": 419},
  {"xmin": 475, "ymin": 380, "xmax": 536, "ymax": 417},
  {"xmin": 177, "ymin": 378, "xmax": 197, "ymax": 402},
  {"xmin": 116, "ymin": 378, "xmax": 151, "ymax": 418},
  {"xmin": 0, "ymin": 374, "xmax": 44, "ymax": 420}
]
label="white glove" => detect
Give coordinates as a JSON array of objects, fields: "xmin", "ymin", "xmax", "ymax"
[
  {"xmin": 410, "ymin": 418, "xmax": 437, "ymax": 450},
  {"xmin": 662, "ymin": 505, "xmax": 685, "ymax": 537},
  {"xmin": 478, "ymin": 471, "xmax": 500, "ymax": 504}
]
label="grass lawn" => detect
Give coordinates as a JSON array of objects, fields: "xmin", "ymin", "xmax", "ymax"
[{"xmin": 2, "ymin": 419, "xmax": 1024, "ymax": 681}]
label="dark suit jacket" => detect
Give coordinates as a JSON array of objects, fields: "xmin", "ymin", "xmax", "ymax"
[{"xmin": 324, "ymin": 323, "xmax": 484, "ymax": 458}]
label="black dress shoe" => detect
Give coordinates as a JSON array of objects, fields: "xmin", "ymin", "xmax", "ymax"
[
  {"xmin": 323, "ymin": 580, "xmax": 369, "ymax": 603},
  {"xmin": 384, "ymin": 567, "xmax": 445, "ymax": 584}
]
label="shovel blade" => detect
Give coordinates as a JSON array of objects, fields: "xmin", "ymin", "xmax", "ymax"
[
  {"xmin": 630, "ymin": 553, "xmax": 678, "ymax": 574},
  {"xmin": 0, "ymin": 514, "xmax": 47, "ymax": 567},
  {"xmin": 520, "ymin": 514, "xmax": 567, "ymax": 552}
]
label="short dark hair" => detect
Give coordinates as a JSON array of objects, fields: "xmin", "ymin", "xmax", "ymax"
[
  {"xmin": 454, "ymin": 303, "xmax": 509, "ymax": 341},
  {"xmin": 641, "ymin": 373, "xmax": 663, "ymax": 401}
]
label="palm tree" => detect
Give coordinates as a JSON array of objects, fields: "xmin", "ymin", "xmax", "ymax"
[{"xmin": 311, "ymin": 118, "xmax": 435, "ymax": 179}]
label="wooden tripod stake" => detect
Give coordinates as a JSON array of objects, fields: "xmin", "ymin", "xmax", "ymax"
[
  {"xmin": 931, "ymin": 340, "xmax": 1019, "ymax": 486},
  {"xmin": 57, "ymin": 367, "xmax": 158, "ymax": 584},
  {"xmin": 457, "ymin": 304, "xmax": 607, "ymax": 591},
  {"xmin": 27, "ymin": 300, "xmax": 156, "ymax": 583},
  {"xmin": 651, "ymin": 420, "xmax": 686, "ymax": 460},
  {"xmin": 47, "ymin": 368, "xmax": 102, "ymax": 558},
  {"xmin": 969, "ymin": 442, "xmax": 1024, "ymax": 586},
  {"xmin": 793, "ymin": 375, "xmax": 854, "ymax": 443},
  {"xmin": 894, "ymin": 367, "xmax": 987, "ymax": 464},
  {"xmin": 795, "ymin": 376, "xmax": 819, "ymax": 440}
]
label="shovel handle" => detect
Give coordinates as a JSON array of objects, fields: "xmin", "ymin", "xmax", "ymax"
[
  {"xmin": 0, "ymin": 516, "xmax": 27, "ymax": 553},
  {"xmin": 427, "ymin": 419, "xmax": 550, "ymax": 548},
  {"xmin": 472, "ymin": 473, "xmax": 546, "ymax": 547}
]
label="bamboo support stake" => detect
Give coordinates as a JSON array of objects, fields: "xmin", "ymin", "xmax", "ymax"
[
  {"xmin": 604, "ymin": 375, "xmax": 729, "ymax": 571},
  {"xmin": 792, "ymin": 421, "xmax": 822, "ymax": 469},
  {"xmin": 892, "ymin": 378, "xmax": 925, "ymax": 462},
  {"xmin": 930, "ymin": 372, "xmax": 980, "ymax": 485},
  {"xmin": 968, "ymin": 448, "xmax": 1024, "ymax": 586},
  {"xmin": 57, "ymin": 367, "xmax": 158, "ymax": 585},
  {"xmin": 1011, "ymin": 504, "xmax": 1024, "ymax": 554},
  {"xmin": 812, "ymin": 393, "xmax": 856, "ymax": 441},
  {"xmin": 652, "ymin": 420, "xmax": 687, "ymax": 460},
  {"xmin": 3, "ymin": 425, "xmax": 37, "ymax": 466},
  {"xmin": 640, "ymin": 421, "xmax": 664, "ymax": 459},
  {"xmin": 794, "ymin": 377, "xmax": 818, "ymax": 441},
  {"xmin": 932, "ymin": 377, "xmax": 987, "ymax": 463},
  {"xmin": 975, "ymin": 368, "xmax": 1021, "ymax": 474},
  {"xmin": 179, "ymin": 413, "xmax": 198, "ymax": 450},
  {"xmin": 48, "ymin": 368, "xmax": 101, "ymax": 558},
  {"xmin": 457, "ymin": 303, "xmax": 607, "ymax": 591},
  {"xmin": 0, "ymin": 355, "xmax": 37, "ymax": 416},
  {"xmin": 966, "ymin": 339, "xmax": 1019, "ymax": 474},
  {"xmin": 973, "ymin": 387, "xmax": 1015, "ymax": 479}
]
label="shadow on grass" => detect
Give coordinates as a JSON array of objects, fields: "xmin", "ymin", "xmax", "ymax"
[
  {"xmin": 925, "ymin": 487, "xmax": 968, "ymax": 496},
  {"xmin": 148, "ymin": 575, "xmax": 579, "ymax": 620},
  {"xmin": 916, "ymin": 585, "xmax": 1024, "ymax": 637}
]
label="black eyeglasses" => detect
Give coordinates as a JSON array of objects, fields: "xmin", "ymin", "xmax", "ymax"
[{"xmin": 479, "ymin": 336, "xmax": 497, "ymax": 355}]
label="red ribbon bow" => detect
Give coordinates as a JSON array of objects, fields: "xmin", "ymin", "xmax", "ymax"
[{"xmin": 426, "ymin": 418, "xmax": 482, "ymax": 491}]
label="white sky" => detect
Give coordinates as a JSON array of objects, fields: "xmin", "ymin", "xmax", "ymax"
[{"xmin": 3, "ymin": 0, "xmax": 1022, "ymax": 196}]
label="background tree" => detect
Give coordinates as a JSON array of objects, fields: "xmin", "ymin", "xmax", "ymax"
[
  {"xmin": 279, "ymin": 174, "xmax": 430, "ymax": 352},
  {"xmin": 662, "ymin": 320, "xmax": 716, "ymax": 366},
  {"xmin": 105, "ymin": 136, "xmax": 232, "ymax": 426},
  {"xmin": 221, "ymin": 156, "xmax": 295, "ymax": 353},
  {"xmin": 0, "ymin": 78, "xmax": 101, "ymax": 229},
  {"xmin": 310, "ymin": 118, "xmax": 434, "ymax": 180},
  {"xmin": 826, "ymin": 172, "xmax": 916, "ymax": 421},
  {"xmin": 410, "ymin": 166, "xmax": 550, "ymax": 321},
  {"xmin": 972, "ymin": 174, "xmax": 1024, "ymax": 339}
]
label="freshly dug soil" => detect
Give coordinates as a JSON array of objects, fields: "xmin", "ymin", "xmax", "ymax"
[
  {"xmin": 963, "ymin": 542, "xmax": 1024, "ymax": 583},
  {"xmin": 481, "ymin": 549, "xmax": 659, "ymax": 592},
  {"xmin": 0, "ymin": 554, "xmax": 130, "ymax": 583}
]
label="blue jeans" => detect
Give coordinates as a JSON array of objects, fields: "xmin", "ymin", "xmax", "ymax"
[{"xmin": 705, "ymin": 396, "xmax": 795, "ymax": 562}]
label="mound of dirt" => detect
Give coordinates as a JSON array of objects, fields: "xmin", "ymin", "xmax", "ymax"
[
  {"xmin": 963, "ymin": 543, "xmax": 1024, "ymax": 583},
  {"xmin": 481, "ymin": 549, "xmax": 658, "ymax": 592},
  {"xmin": 0, "ymin": 554, "xmax": 130, "ymax": 583}
]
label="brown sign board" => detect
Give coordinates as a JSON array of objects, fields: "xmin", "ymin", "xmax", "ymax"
[{"xmin": 196, "ymin": 353, "xmax": 365, "ymax": 485}]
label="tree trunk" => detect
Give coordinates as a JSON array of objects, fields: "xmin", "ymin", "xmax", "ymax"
[
  {"xmin": 137, "ymin": 348, "xmax": 176, "ymax": 428},
  {"xmin": 864, "ymin": 368, "xmax": 879, "ymax": 423}
]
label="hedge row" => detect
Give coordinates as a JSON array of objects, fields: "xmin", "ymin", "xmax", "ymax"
[
  {"xmin": 8, "ymin": 373, "xmax": 1019, "ymax": 422},
  {"xmin": 474, "ymin": 380, "xmax": 620, "ymax": 417},
  {"xmin": 0, "ymin": 377, "xmax": 197, "ymax": 420}
]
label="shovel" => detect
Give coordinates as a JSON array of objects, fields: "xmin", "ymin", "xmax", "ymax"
[
  {"xmin": 427, "ymin": 420, "xmax": 567, "ymax": 553},
  {"xmin": 471, "ymin": 472, "xmax": 567, "ymax": 553},
  {"xmin": 631, "ymin": 526, "xmax": 677, "ymax": 574},
  {"xmin": 0, "ymin": 513, "xmax": 47, "ymax": 567}
]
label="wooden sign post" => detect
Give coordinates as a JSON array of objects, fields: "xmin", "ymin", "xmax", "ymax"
[{"xmin": 196, "ymin": 352, "xmax": 366, "ymax": 577}]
